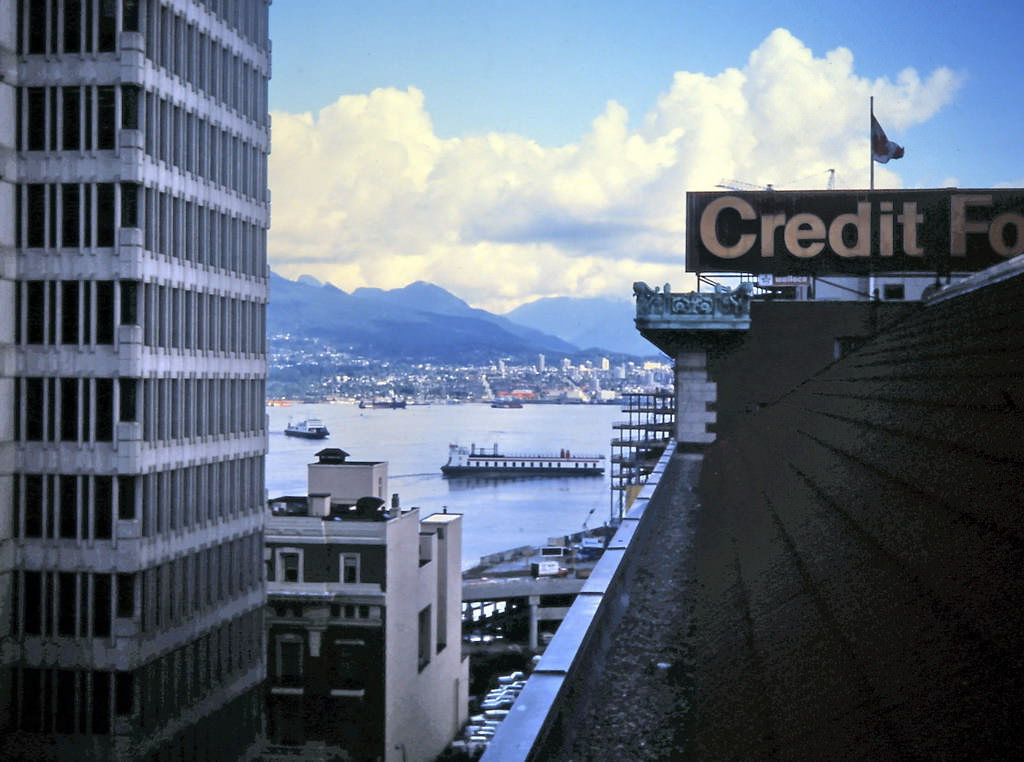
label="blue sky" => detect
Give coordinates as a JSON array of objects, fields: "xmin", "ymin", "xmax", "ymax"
[{"xmin": 267, "ymin": 0, "xmax": 1022, "ymax": 310}]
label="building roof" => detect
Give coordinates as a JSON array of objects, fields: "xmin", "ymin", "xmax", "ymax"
[{"xmin": 547, "ymin": 256, "xmax": 1024, "ymax": 759}]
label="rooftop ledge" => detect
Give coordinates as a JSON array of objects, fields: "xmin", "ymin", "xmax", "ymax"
[
  {"xmin": 482, "ymin": 441, "xmax": 679, "ymax": 761},
  {"xmin": 633, "ymin": 281, "xmax": 753, "ymax": 354}
]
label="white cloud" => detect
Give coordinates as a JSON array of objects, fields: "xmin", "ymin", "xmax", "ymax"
[{"xmin": 268, "ymin": 28, "xmax": 962, "ymax": 313}]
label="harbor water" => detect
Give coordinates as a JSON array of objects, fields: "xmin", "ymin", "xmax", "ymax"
[{"xmin": 266, "ymin": 402, "xmax": 623, "ymax": 570}]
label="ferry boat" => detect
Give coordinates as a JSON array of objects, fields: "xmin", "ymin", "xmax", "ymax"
[
  {"xmin": 284, "ymin": 419, "xmax": 330, "ymax": 439},
  {"xmin": 441, "ymin": 443, "xmax": 605, "ymax": 477}
]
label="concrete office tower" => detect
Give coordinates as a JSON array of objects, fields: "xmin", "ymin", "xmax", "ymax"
[
  {"xmin": 1, "ymin": 2, "xmax": 271, "ymax": 759},
  {"xmin": 265, "ymin": 449, "xmax": 469, "ymax": 762}
]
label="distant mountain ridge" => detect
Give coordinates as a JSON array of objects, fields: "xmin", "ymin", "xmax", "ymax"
[
  {"xmin": 504, "ymin": 295, "xmax": 652, "ymax": 355},
  {"xmin": 267, "ymin": 273, "xmax": 656, "ymax": 361}
]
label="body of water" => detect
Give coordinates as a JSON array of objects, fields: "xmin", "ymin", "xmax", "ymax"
[{"xmin": 266, "ymin": 402, "xmax": 623, "ymax": 570}]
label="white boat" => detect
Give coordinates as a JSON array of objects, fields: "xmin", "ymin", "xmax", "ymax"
[{"xmin": 284, "ymin": 419, "xmax": 330, "ymax": 439}]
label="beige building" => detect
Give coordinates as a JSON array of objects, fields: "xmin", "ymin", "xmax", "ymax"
[
  {"xmin": 265, "ymin": 449, "xmax": 469, "ymax": 762},
  {"xmin": 1, "ymin": 1, "xmax": 270, "ymax": 758}
]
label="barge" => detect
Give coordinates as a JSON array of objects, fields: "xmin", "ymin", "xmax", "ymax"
[{"xmin": 441, "ymin": 443, "xmax": 605, "ymax": 477}]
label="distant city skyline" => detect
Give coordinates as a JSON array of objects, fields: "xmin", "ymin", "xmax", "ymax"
[{"xmin": 267, "ymin": 1, "xmax": 1020, "ymax": 312}]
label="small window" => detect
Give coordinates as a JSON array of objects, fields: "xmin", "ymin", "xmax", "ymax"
[
  {"xmin": 121, "ymin": 85, "xmax": 140, "ymax": 129},
  {"xmin": 275, "ymin": 636, "xmax": 303, "ymax": 685},
  {"xmin": 341, "ymin": 553, "xmax": 360, "ymax": 584},
  {"xmin": 276, "ymin": 550, "xmax": 302, "ymax": 582},
  {"xmin": 882, "ymin": 283, "xmax": 905, "ymax": 301},
  {"xmin": 418, "ymin": 606, "xmax": 431, "ymax": 670}
]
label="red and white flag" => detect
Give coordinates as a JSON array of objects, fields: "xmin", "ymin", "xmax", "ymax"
[{"xmin": 871, "ymin": 114, "xmax": 904, "ymax": 163}]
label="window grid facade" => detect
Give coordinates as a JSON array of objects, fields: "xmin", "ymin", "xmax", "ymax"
[{"xmin": 2, "ymin": 1, "xmax": 270, "ymax": 759}]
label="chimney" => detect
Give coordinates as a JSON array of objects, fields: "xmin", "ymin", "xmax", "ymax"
[{"xmin": 308, "ymin": 493, "xmax": 331, "ymax": 517}]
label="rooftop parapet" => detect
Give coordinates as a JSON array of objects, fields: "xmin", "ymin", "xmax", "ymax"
[
  {"xmin": 633, "ymin": 281, "xmax": 753, "ymax": 328},
  {"xmin": 633, "ymin": 281, "xmax": 752, "ymax": 354}
]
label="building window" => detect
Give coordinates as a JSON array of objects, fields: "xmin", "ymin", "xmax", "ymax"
[
  {"xmin": 275, "ymin": 636, "xmax": 304, "ymax": 687},
  {"xmin": 275, "ymin": 549, "xmax": 302, "ymax": 583},
  {"xmin": 418, "ymin": 605, "xmax": 431, "ymax": 671},
  {"xmin": 341, "ymin": 553, "xmax": 360, "ymax": 584},
  {"xmin": 332, "ymin": 639, "xmax": 367, "ymax": 690}
]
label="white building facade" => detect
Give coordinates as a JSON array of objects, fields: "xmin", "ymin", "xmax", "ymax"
[
  {"xmin": 1, "ymin": 1, "xmax": 271, "ymax": 758},
  {"xmin": 265, "ymin": 452, "xmax": 469, "ymax": 762}
]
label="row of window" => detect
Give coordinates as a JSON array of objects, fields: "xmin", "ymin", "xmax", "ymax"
[
  {"xmin": 143, "ymin": 91, "xmax": 267, "ymax": 200},
  {"xmin": 16, "ymin": 1, "xmax": 270, "ymax": 101},
  {"xmin": 134, "ymin": 457, "xmax": 263, "ymax": 536},
  {"xmin": 16, "ymin": 381, "xmax": 264, "ymax": 472},
  {"xmin": 139, "ymin": 192, "xmax": 267, "ymax": 277},
  {"xmin": 19, "ymin": 182, "xmax": 117, "ymax": 249},
  {"xmin": 267, "ymin": 549, "xmax": 364, "ymax": 585},
  {"xmin": 17, "ymin": 0, "xmax": 119, "ymax": 56},
  {"xmin": 12, "ymin": 570, "xmax": 130, "ymax": 639},
  {"xmin": 17, "ymin": 280, "xmax": 266, "ymax": 353},
  {"xmin": 138, "ymin": 534, "xmax": 263, "ymax": 633},
  {"xmin": 18, "ymin": 85, "xmax": 118, "ymax": 152},
  {"xmin": 18, "ymin": 377, "xmax": 121, "ymax": 442},
  {"xmin": 5, "ymin": 609, "xmax": 261, "ymax": 737},
  {"xmin": 271, "ymin": 632, "xmax": 372, "ymax": 691},
  {"xmin": 11, "ymin": 457, "xmax": 262, "ymax": 541},
  {"xmin": 8, "ymin": 535, "xmax": 260, "ymax": 641},
  {"xmin": 149, "ymin": 689, "xmax": 263, "ymax": 762},
  {"xmin": 270, "ymin": 603, "xmax": 381, "ymax": 623},
  {"xmin": 7, "ymin": 667, "xmax": 132, "ymax": 735},
  {"xmin": 137, "ymin": 609, "xmax": 263, "ymax": 732},
  {"xmin": 16, "ymin": 183, "xmax": 267, "ymax": 279},
  {"xmin": 13, "ymin": 473, "xmax": 132, "ymax": 540},
  {"xmin": 140, "ymin": 285, "xmax": 265, "ymax": 353},
  {"xmin": 18, "ymin": 84, "xmax": 267, "ymax": 205},
  {"xmin": 193, "ymin": 0, "xmax": 269, "ymax": 51},
  {"xmin": 19, "ymin": 280, "xmax": 117, "ymax": 346},
  {"xmin": 138, "ymin": 376, "xmax": 265, "ymax": 442},
  {"xmin": 144, "ymin": 0, "xmax": 268, "ymax": 124}
]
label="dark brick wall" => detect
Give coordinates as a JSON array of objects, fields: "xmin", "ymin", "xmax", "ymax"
[{"xmin": 693, "ymin": 275, "xmax": 1024, "ymax": 758}]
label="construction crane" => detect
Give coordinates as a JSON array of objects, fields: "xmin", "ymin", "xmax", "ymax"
[
  {"xmin": 717, "ymin": 169, "xmax": 837, "ymax": 192},
  {"xmin": 716, "ymin": 178, "xmax": 773, "ymax": 191}
]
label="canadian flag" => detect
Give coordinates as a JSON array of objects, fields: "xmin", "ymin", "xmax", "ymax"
[{"xmin": 871, "ymin": 114, "xmax": 905, "ymax": 163}]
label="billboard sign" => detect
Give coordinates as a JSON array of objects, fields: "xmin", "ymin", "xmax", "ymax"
[{"xmin": 686, "ymin": 189, "xmax": 1024, "ymax": 274}]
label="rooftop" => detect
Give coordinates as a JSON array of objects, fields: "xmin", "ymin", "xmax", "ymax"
[{"xmin": 485, "ymin": 255, "xmax": 1024, "ymax": 759}]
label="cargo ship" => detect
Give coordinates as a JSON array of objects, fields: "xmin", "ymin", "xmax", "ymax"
[
  {"xmin": 358, "ymin": 399, "xmax": 407, "ymax": 409},
  {"xmin": 284, "ymin": 419, "xmax": 330, "ymax": 439},
  {"xmin": 441, "ymin": 443, "xmax": 605, "ymax": 477},
  {"xmin": 490, "ymin": 399, "xmax": 524, "ymax": 409}
]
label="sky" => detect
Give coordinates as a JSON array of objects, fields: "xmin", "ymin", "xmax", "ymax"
[{"xmin": 267, "ymin": 0, "xmax": 1023, "ymax": 313}]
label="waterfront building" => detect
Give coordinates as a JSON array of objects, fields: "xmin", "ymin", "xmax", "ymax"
[
  {"xmin": 1, "ymin": 1, "xmax": 271, "ymax": 758},
  {"xmin": 265, "ymin": 449, "xmax": 469, "ymax": 762}
]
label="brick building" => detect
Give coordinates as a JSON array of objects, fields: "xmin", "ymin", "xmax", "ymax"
[{"xmin": 265, "ymin": 449, "xmax": 469, "ymax": 762}]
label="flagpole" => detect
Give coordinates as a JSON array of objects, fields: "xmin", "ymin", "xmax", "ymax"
[
  {"xmin": 869, "ymin": 96, "xmax": 874, "ymax": 190},
  {"xmin": 869, "ymin": 97, "xmax": 875, "ymax": 300}
]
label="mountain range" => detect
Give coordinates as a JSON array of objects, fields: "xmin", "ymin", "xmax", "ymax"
[{"xmin": 268, "ymin": 272, "xmax": 656, "ymax": 361}]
